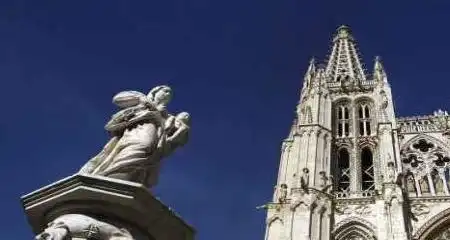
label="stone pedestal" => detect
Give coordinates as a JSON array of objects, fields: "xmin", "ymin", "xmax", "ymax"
[{"xmin": 21, "ymin": 174, "xmax": 195, "ymax": 240}]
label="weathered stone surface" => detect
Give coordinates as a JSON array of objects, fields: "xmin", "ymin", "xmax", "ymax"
[
  {"xmin": 79, "ymin": 85, "xmax": 190, "ymax": 188},
  {"xmin": 261, "ymin": 25, "xmax": 450, "ymax": 240},
  {"xmin": 22, "ymin": 174, "xmax": 195, "ymax": 240}
]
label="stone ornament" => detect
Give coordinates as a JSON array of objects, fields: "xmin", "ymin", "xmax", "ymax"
[
  {"xmin": 277, "ymin": 184, "xmax": 288, "ymax": 203},
  {"xmin": 411, "ymin": 203, "xmax": 430, "ymax": 217},
  {"xmin": 300, "ymin": 168, "xmax": 310, "ymax": 190},
  {"xmin": 79, "ymin": 85, "xmax": 190, "ymax": 188},
  {"xmin": 385, "ymin": 161, "xmax": 395, "ymax": 183},
  {"xmin": 35, "ymin": 214, "xmax": 134, "ymax": 240},
  {"xmin": 335, "ymin": 204, "xmax": 372, "ymax": 216},
  {"xmin": 354, "ymin": 205, "xmax": 372, "ymax": 215},
  {"xmin": 433, "ymin": 109, "xmax": 449, "ymax": 130}
]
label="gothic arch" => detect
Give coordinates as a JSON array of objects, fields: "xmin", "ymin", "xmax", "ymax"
[
  {"xmin": 333, "ymin": 98, "xmax": 352, "ymax": 138},
  {"xmin": 354, "ymin": 96, "xmax": 375, "ymax": 106},
  {"xmin": 333, "ymin": 97, "xmax": 352, "ymax": 106},
  {"xmin": 290, "ymin": 200, "xmax": 311, "ymax": 212},
  {"xmin": 266, "ymin": 216, "xmax": 283, "ymax": 240},
  {"xmin": 400, "ymin": 134, "xmax": 450, "ymax": 180},
  {"xmin": 336, "ymin": 148, "xmax": 351, "ymax": 192},
  {"xmin": 360, "ymin": 147, "xmax": 375, "ymax": 191},
  {"xmin": 413, "ymin": 207, "xmax": 450, "ymax": 240},
  {"xmin": 401, "ymin": 134, "xmax": 450, "ymax": 153},
  {"xmin": 266, "ymin": 215, "xmax": 283, "ymax": 225},
  {"xmin": 333, "ymin": 217, "xmax": 377, "ymax": 240},
  {"xmin": 354, "ymin": 96, "xmax": 374, "ymax": 137}
]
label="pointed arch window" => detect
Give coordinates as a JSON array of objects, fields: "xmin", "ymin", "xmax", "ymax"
[
  {"xmin": 358, "ymin": 104, "xmax": 371, "ymax": 136},
  {"xmin": 337, "ymin": 105, "xmax": 350, "ymax": 137},
  {"xmin": 338, "ymin": 148, "xmax": 350, "ymax": 192},
  {"xmin": 361, "ymin": 148, "xmax": 374, "ymax": 191}
]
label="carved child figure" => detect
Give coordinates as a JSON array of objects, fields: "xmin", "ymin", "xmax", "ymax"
[{"xmin": 162, "ymin": 112, "xmax": 191, "ymax": 157}]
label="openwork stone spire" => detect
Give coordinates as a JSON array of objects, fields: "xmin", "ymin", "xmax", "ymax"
[{"xmin": 325, "ymin": 25, "xmax": 367, "ymax": 82}]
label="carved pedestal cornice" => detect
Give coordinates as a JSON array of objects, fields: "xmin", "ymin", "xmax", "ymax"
[{"xmin": 21, "ymin": 174, "xmax": 195, "ymax": 240}]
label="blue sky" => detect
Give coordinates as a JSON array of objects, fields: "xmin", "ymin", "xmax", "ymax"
[{"xmin": 1, "ymin": 0, "xmax": 450, "ymax": 239}]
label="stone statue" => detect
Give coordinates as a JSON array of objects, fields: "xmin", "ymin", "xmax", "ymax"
[
  {"xmin": 406, "ymin": 173, "xmax": 416, "ymax": 193},
  {"xmin": 434, "ymin": 109, "xmax": 449, "ymax": 130},
  {"xmin": 327, "ymin": 175, "xmax": 334, "ymax": 193},
  {"xmin": 386, "ymin": 161, "xmax": 396, "ymax": 183},
  {"xmin": 79, "ymin": 85, "xmax": 190, "ymax": 188},
  {"xmin": 278, "ymin": 184, "xmax": 288, "ymax": 203},
  {"xmin": 35, "ymin": 214, "xmax": 134, "ymax": 240},
  {"xmin": 420, "ymin": 176, "xmax": 430, "ymax": 194},
  {"xmin": 433, "ymin": 171, "xmax": 445, "ymax": 194},
  {"xmin": 379, "ymin": 90, "xmax": 389, "ymax": 121},
  {"xmin": 300, "ymin": 168, "xmax": 310, "ymax": 190},
  {"xmin": 318, "ymin": 171, "xmax": 328, "ymax": 189}
]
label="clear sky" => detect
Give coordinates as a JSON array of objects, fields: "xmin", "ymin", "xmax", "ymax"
[{"xmin": 2, "ymin": 0, "xmax": 450, "ymax": 239}]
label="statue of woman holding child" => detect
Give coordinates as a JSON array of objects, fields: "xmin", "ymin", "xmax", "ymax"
[{"xmin": 79, "ymin": 85, "xmax": 190, "ymax": 188}]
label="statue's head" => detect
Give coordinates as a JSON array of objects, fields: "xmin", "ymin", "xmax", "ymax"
[
  {"xmin": 148, "ymin": 85, "xmax": 172, "ymax": 105},
  {"xmin": 302, "ymin": 168, "xmax": 309, "ymax": 174},
  {"xmin": 280, "ymin": 183, "xmax": 287, "ymax": 189},
  {"xmin": 176, "ymin": 112, "xmax": 191, "ymax": 125},
  {"xmin": 387, "ymin": 161, "xmax": 394, "ymax": 167}
]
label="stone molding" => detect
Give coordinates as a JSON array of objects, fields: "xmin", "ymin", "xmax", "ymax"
[
  {"xmin": 21, "ymin": 174, "xmax": 195, "ymax": 240},
  {"xmin": 412, "ymin": 207, "xmax": 450, "ymax": 240}
]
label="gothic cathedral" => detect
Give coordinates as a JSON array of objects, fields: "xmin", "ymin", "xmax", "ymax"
[{"xmin": 263, "ymin": 26, "xmax": 450, "ymax": 240}]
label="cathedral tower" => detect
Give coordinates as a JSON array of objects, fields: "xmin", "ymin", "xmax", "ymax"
[{"xmin": 260, "ymin": 25, "xmax": 449, "ymax": 240}]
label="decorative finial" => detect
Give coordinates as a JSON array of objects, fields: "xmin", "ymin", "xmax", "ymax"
[
  {"xmin": 337, "ymin": 25, "xmax": 350, "ymax": 36},
  {"xmin": 306, "ymin": 57, "xmax": 316, "ymax": 75},
  {"xmin": 375, "ymin": 56, "xmax": 381, "ymax": 62},
  {"xmin": 333, "ymin": 25, "xmax": 353, "ymax": 42}
]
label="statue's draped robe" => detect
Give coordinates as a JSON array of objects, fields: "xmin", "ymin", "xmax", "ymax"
[{"xmin": 79, "ymin": 91, "xmax": 168, "ymax": 187}]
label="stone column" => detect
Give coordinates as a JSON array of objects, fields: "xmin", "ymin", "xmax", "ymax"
[
  {"xmin": 439, "ymin": 169, "xmax": 449, "ymax": 195},
  {"xmin": 415, "ymin": 178, "xmax": 422, "ymax": 197}
]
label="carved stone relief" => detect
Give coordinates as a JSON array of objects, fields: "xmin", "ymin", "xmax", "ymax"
[
  {"xmin": 335, "ymin": 204, "xmax": 372, "ymax": 216},
  {"xmin": 35, "ymin": 214, "xmax": 135, "ymax": 240},
  {"xmin": 401, "ymin": 136, "xmax": 450, "ymax": 196},
  {"xmin": 411, "ymin": 203, "xmax": 430, "ymax": 217}
]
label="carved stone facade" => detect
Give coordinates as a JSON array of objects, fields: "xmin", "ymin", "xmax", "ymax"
[{"xmin": 262, "ymin": 26, "xmax": 450, "ymax": 240}]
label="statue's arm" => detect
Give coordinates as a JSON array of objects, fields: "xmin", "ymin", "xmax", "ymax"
[
  {"xmin": 112, "ymin": 91, "xmax": 146, "ymax": 109},
  {"xmin": 164, "ymin": 115, "xmax": 176, "ymax": 129},
  {"xmin": 167, "ymin": 124, "xmax": 189, "ymax": 143}
]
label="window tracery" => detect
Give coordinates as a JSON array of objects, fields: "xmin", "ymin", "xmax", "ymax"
[
  {"xmin": 401, "ymin": 137, "xmax": 450, "ymax": 196},
  {"xmin": 338, "ymin": 148, "xmax": 351, "ymax": 192},
  {"xmin": 333, "ymin": 219, "xmax": 376, "ymax": 240},
  {"xmin": 336, "ymin": 104, "xmax": 351, "ymax": 138},
  {"xmin": 357, "ymin": 104, "xmax": 371, "ymax": 136},
  {"xmin": 361, "ymin": 148, "xmax": 375, "ymax": 191}
]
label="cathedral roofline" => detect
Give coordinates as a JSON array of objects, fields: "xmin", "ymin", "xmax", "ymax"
[{"xmin": 397, "ymin": 109, "xmax": 448, "ymax": 121}]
